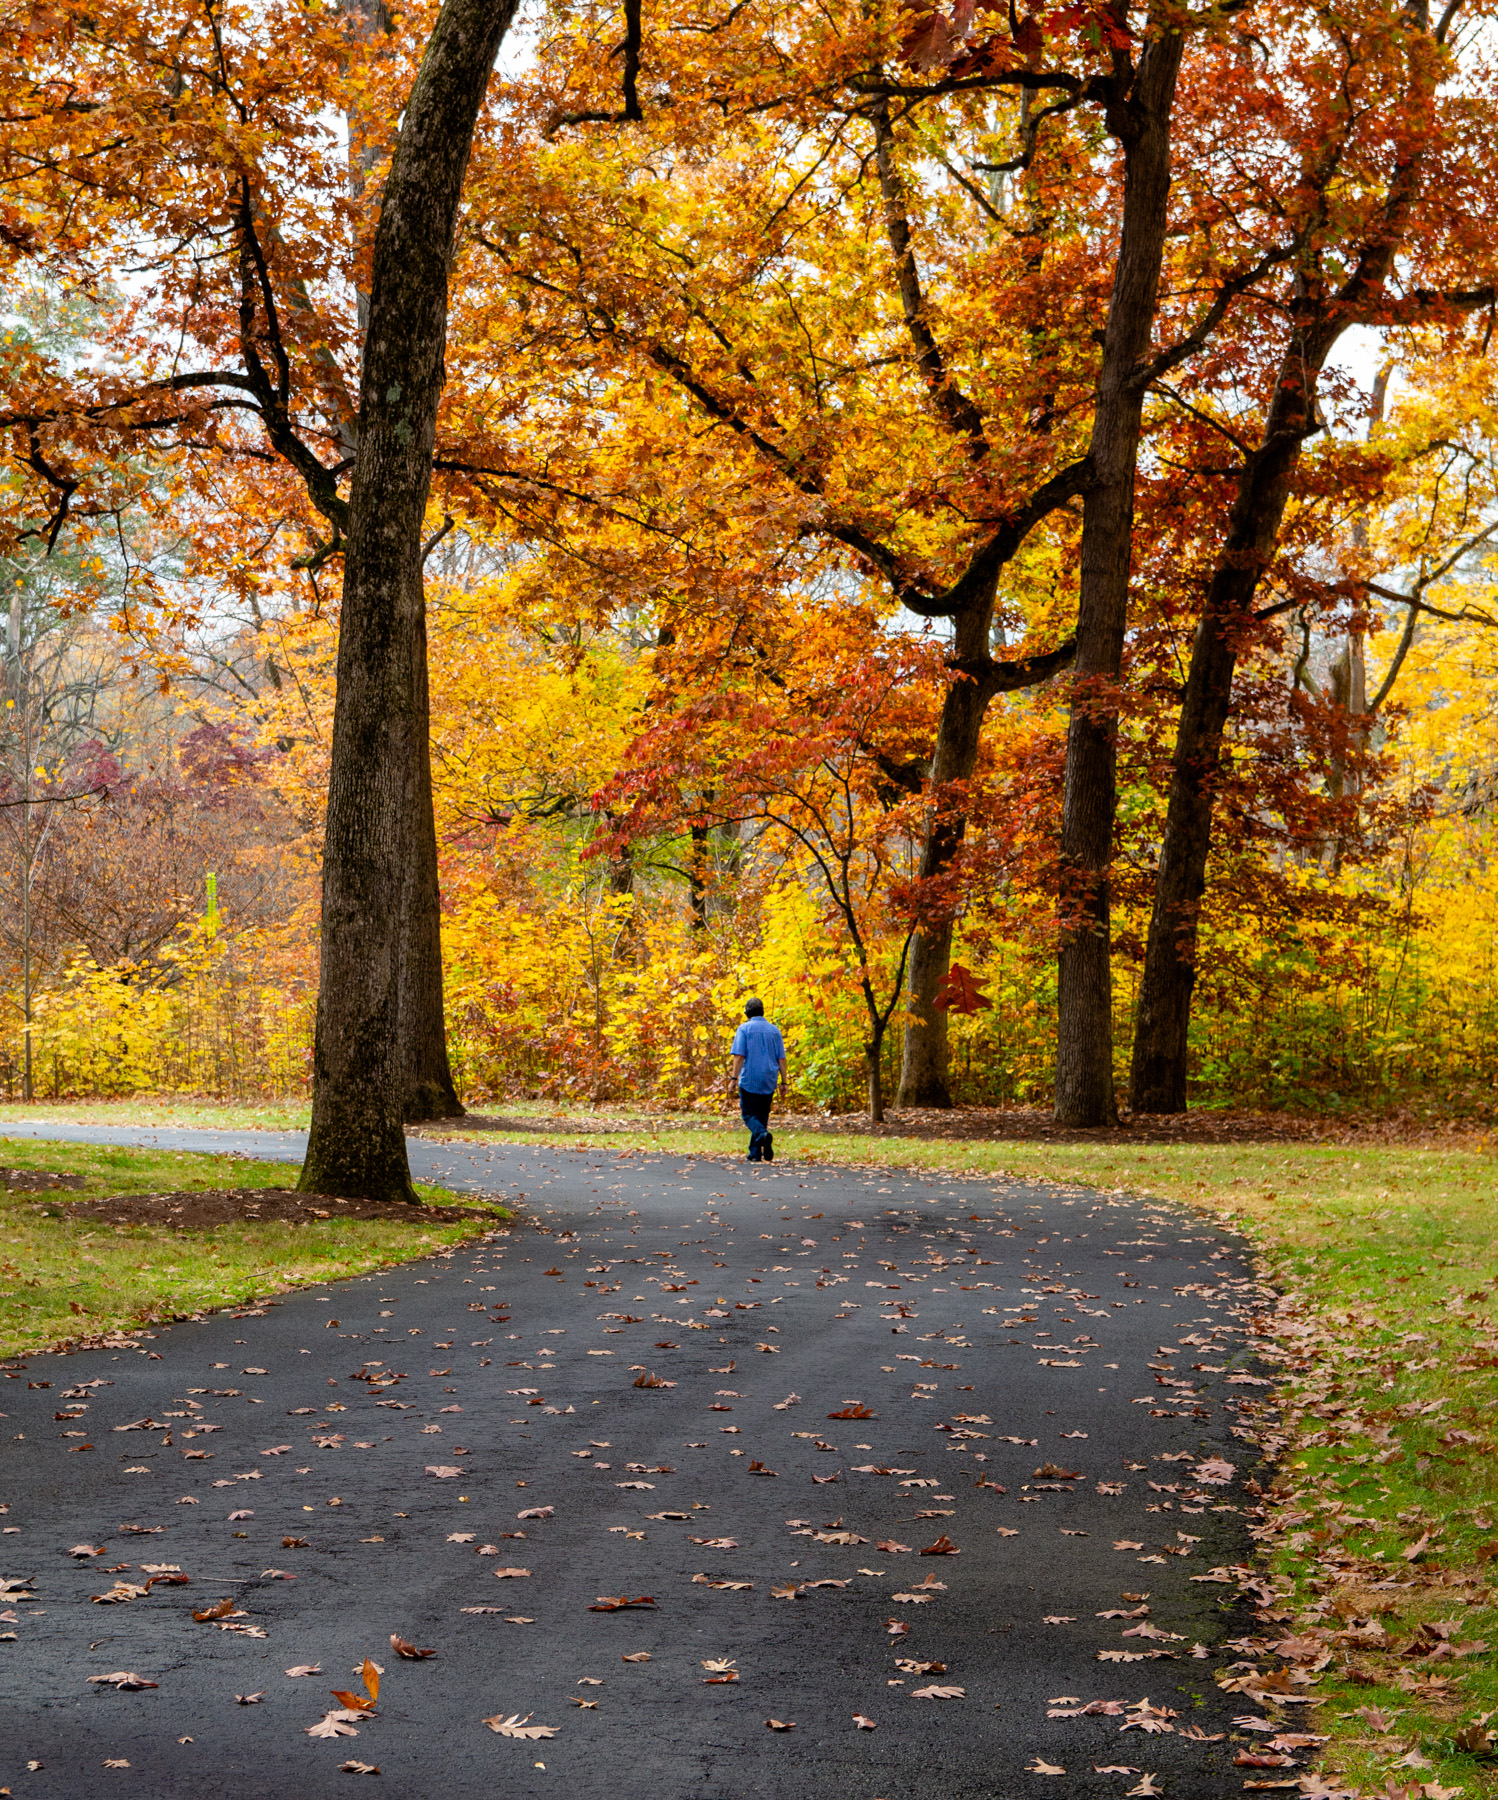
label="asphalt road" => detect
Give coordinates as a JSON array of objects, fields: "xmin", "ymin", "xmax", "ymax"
[{"xmin": 0, "ymin": 1124, "xmax": 1279, "ymax": 1799}]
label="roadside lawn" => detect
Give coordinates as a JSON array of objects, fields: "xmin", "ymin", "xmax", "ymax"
[
  {"xmin": 0, "ymin": 1137, "xmax": 508, "ymax": 1360},
  {"xmin": 417, "ymin": 1115, "xmax": 1498, "ymax": 1799}
]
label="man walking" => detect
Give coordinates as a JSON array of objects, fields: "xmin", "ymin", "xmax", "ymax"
[{"xmin": 730, "ymin": 996, "xmax": 786, "ymax": 1163}]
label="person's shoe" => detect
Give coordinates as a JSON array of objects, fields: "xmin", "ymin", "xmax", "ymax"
[
  {"xmin": 746, "ymin": 1151, "xmax": 762, "ymax": 1163},
  {"xmin": 762, "ymin": 1132, "xmax": 774, "ymax": 1163}
]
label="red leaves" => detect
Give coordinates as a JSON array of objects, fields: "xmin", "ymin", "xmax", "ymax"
[
  {"xmin": 933, "ymin": 963, "xmax": 991, "ymax": 1015},
  {"xmin": 827, "ymin": 1404, "xmax": 875, "ymax": 1419},
  {"xmin": 632, "ymin": 1371, "xmax": 675, "ymax": 1389},
  {"xmin": 919, "ymin": 1535, "xmax": 959, "ymax": 1555},
  {"xmin": 390, "ymin": 1634, "xmax": 435, "ymax": 1660},
  {"xmin": 589, "ymin": 1595, "xmax": 656, "ymax": 1611},
  {"xmin": 192, "ymin": 1598, "xmax": 235, "ymax": 1622}
]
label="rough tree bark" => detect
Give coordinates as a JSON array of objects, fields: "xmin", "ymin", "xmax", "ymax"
[
  {"xmin": 1052, "ymin": 18, "xmax": 1185, "ymax": 1127},
  {"xmin": 299, "ymin": 0, "xmax": 517, "ymax": 1200}
]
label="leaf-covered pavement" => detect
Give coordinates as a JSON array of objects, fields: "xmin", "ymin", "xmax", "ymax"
[{"xmin": 1, "ymin": 1129, "xmax": 1281, "ymax": 1796}]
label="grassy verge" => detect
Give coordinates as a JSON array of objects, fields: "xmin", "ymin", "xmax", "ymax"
[
  {"xmin": 0, "ymin": 1137, "xmax": 507, "ymax": 1359},
  {"xmin": 424, "ymin": 1116, "xmax": 1498, "ymax": 1797},
  {"xmin": 0, "ymin": 1098, "xmax": 313, "ymax": 1131}
]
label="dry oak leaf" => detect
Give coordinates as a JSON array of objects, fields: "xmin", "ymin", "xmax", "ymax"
[
  {"xmin": 620, "ymin": 1652, "xmax": 651, "ymax": 1663},
  {"xmin": 854, "ymin": 1714, "xmax": 877, "ymax": 1730},
  {"xmin": 517, "ymin": 1507, "xmax": 554, "ymax": 1520},
  {"xmin": 425, "ymin": 1467, "xmax": 463, "ymax": 1480},
  {"xmin": 765, "ymin": 1719, "xmax": 796, "ymax": 1731},
  {"xmin": 307, "ymin": 1711, "xmax": 363, "ymax": 1739},
  {"xmin": 236, "ymin": 1692, "xmax": 266, "ymax": 1705},
  {"xmin": 1113, "ymin": 1541, "xmax": 1145, "ymax": 1551},
  {"xmin": 339, "ymin": 1762, "xmax": 380, "ymax": 1774},
  {"xmin": 492, "ymin": 1569, "xmax": 532, "ymax": 1580},
  {"xmin": 632, "ymin": 1372, "xmax": 674, "ymax": 1389},
  {"xmin": 877, "ymin": 1540, "xmax": 914, "ymax": 1553},
  {"xmin": 192, "ymin": 1598, "xmax": 236, "ymax": 1622},
  {"xmin": 286, "ymin": 1665, "xmax": 322, "ymax": 1677},
  {"xmin": 483, "ymin": 1713, "xmax": 558, "ymax": 1740},
  {"xmin": 911, "ymin": 1684, "xmax": 964, "ymax": 1699},
  {"xmin": 88, "ymin": 1672, "xmax": 158, "ymax": 1690},
  {"xmin": 390, "ymin": 1634, "xmax": 435, "ymax": 1660},
  {"xmin": 1028, "ymin": 1760, "xmax": 1066, "ymax": 1775},
  {"xmin": 102, "ymin": 1760, "xmax": 131, "ymax": 1769},
  {"xmin": 590, "ymin": 1595, "xmax": 656, "ymax": 1611},
  {"xmin": 691, "ymin": 1537, "xmax": 739, "ymax": 1549},
  {"xmin": 920, "ymin": 1535, "xmax": 959, "ymax": 1555},
  {"xmin": 827, "ymin": 1405, "xmax": 875, "ymax": 1420},
  {"xmin": 1124, "ymin": 1780, "xmax": 1164, "ymax": 1798},
  {"xmin": 889, "ymin": 1592, "xmax": 933, "ymax": 1604}
]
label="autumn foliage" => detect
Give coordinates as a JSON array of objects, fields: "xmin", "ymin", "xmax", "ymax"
[{"xmin": 0, "ymin": 0, "xmax": 1496, "ymax": 1121}]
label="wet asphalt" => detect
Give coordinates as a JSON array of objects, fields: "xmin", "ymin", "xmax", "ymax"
[{"xmin": 0, "ymin": 1124, "xmax": 1279, "ymax": 1799}]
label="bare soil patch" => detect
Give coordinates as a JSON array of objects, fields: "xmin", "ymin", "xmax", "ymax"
[
  {"xmin": 52, "ymin": 1188, "xmax": 508, "ymax": 1229},
  {"xmin": 2, "ymin": 1166, "xmax": 88, "ymax": 1191}
]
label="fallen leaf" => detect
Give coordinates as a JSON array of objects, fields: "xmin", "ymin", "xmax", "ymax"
[
  {"xmin": 390, "ymin": 1634, "xmax": 435, "ymax": 1660},
  {"xmin": 1028, "ymin": 1760, "xmax": 1066, "ymax": 1775},
  {"xmin": 632, "ymin": 1372, "xmax": 675, "ymax": 1389},
  {"xmin": 1113, "ymin": 1541, "xmax": 1145, "ymax": 1551},
  {"xmin": 88, "ymin": 1672, "xmax": 158, "ymax": 1690},
  {"xmin": 517, "ymin": 1507, "xmax": 554, "ymax": 1521},
  {"xmin": 307, "ymin": 1712, "xmax": 361, "ymax": 1739},
  {"xmin": 102, "ymin": 1760, "xmax": 131, "ymax": 1769},
  {"xmin": 765, "ymin": 1718, "xmax": 796, "ymax": 1731},
  {"xmin": 339, "ymin": 1762, "xmax": 380, "ymax": 1775},
  {"xmin": 484, "ymin": 1712, "xmax": 559, "ymax": 1740},
  {"xmin": 919, "ymin": 1535, "xmax": 959, "ymax": 1555},
  {"xmin": 286, "ymin": 1665, "xmax": 322, "ymax": 1677},
  {"xmin": 1124, "ymin": 1779, "xmax": 1163, "ymax": 1798},
  {"xmin": 425, "ymin": 1466, "xmax": 463, "ymax": 1479},
  {"xmin": 827, "ymin": 1405, "xmax": 875, "ymax": 1419},
  {"xmin": 236, "ymin": 1692, "xmax": 266, "ymax": 1705},
  {"xmin": 911, "ymin": 1684, "xmax": 965, "ymax": 1699},
  {"xmin": 620, "ymin": 1652, "xmax": 651, "ymax": 1663},
  {"xmin": 589, "ymin": 1595, "xmax": 655, "ymax": 1611},
  {"xmin": 853, "ymin": 1714, "xmax": 877, "ymax": 1730},
  {"xmin": 493, "ymin": 1568, "xmax": 532, "ymax": 1580},
  {"xmin": 192, "ymin": 1599, "xmax": 236, "ymax": 1622}
]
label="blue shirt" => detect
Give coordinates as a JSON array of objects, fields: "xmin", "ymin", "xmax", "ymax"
[{"xmin": 732, "ymin": 1017, "xmax": 785, "ymax": 1095}]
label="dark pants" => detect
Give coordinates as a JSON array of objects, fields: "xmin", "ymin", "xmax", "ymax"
[{"xmin": 739, "ymin": 1088, "xmax": 773, "ymax": 1158}]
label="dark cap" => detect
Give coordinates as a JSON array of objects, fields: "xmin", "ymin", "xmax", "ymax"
[{"xmin": 744, "ymin": 996, "xmax": 765, "ymax": 1018}]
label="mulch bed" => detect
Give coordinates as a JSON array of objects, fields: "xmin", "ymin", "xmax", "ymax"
[
  {"xmin": 51, "ymin": 1188, "xmax": 508, "ymax": 1229},
  {"xmin": 3, "ymin": 1167, "xmax": 88, "ymax": 1192}
]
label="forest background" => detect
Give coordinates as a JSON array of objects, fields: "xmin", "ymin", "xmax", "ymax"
[{"xmin": 3, "ymin": 0, "xmax": 1498, "ymax": 1128}]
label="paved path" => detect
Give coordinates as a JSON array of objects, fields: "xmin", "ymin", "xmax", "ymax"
[{"xmin": 1, "ymin": 1125, "xmax": 1277, "ymax": 1798}]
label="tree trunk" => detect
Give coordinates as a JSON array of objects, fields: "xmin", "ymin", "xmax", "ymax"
[
  {"xmin": 1128, "ymin": 326, "xmax": 1330, "ymax": 1113},
  {"xmin": 897, "ymin": 605, "xmax": 992, "ymax": 1108},
  {"xmin": 400, "ymin": 719, "xmax": 465, "ymax": 1120},
  {"xmin": 1053, "ymin": 25, "xmax": 1185, "ymax": 1128},
  {"xmin": 867, "ymin": 1029, "xmax": 885, "ymax": 1123},
  {"xmin": 299, "ymin": 0, "xmax": 518, "ymax": 1201}
]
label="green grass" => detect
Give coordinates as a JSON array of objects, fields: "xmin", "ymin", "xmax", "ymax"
[{"xmin": 0, "ymin": 1136, "xmax": 507, "ymax": 1359}]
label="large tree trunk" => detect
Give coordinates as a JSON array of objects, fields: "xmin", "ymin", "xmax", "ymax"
[
  {"xmin": 400, "ymin": 720, "xmax": 465, "ymax": 1120},
  {"xmin": 299, "ymin": 0, "xmax": 517, "ymax": 1200},
  {"xmin": 1052, "ymin": 25, "xmax": 1185, "ymax": 1128},
  {"xmin": 1127, "ymin": 329, "xmax": 1327, "ymax": 1114}
]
